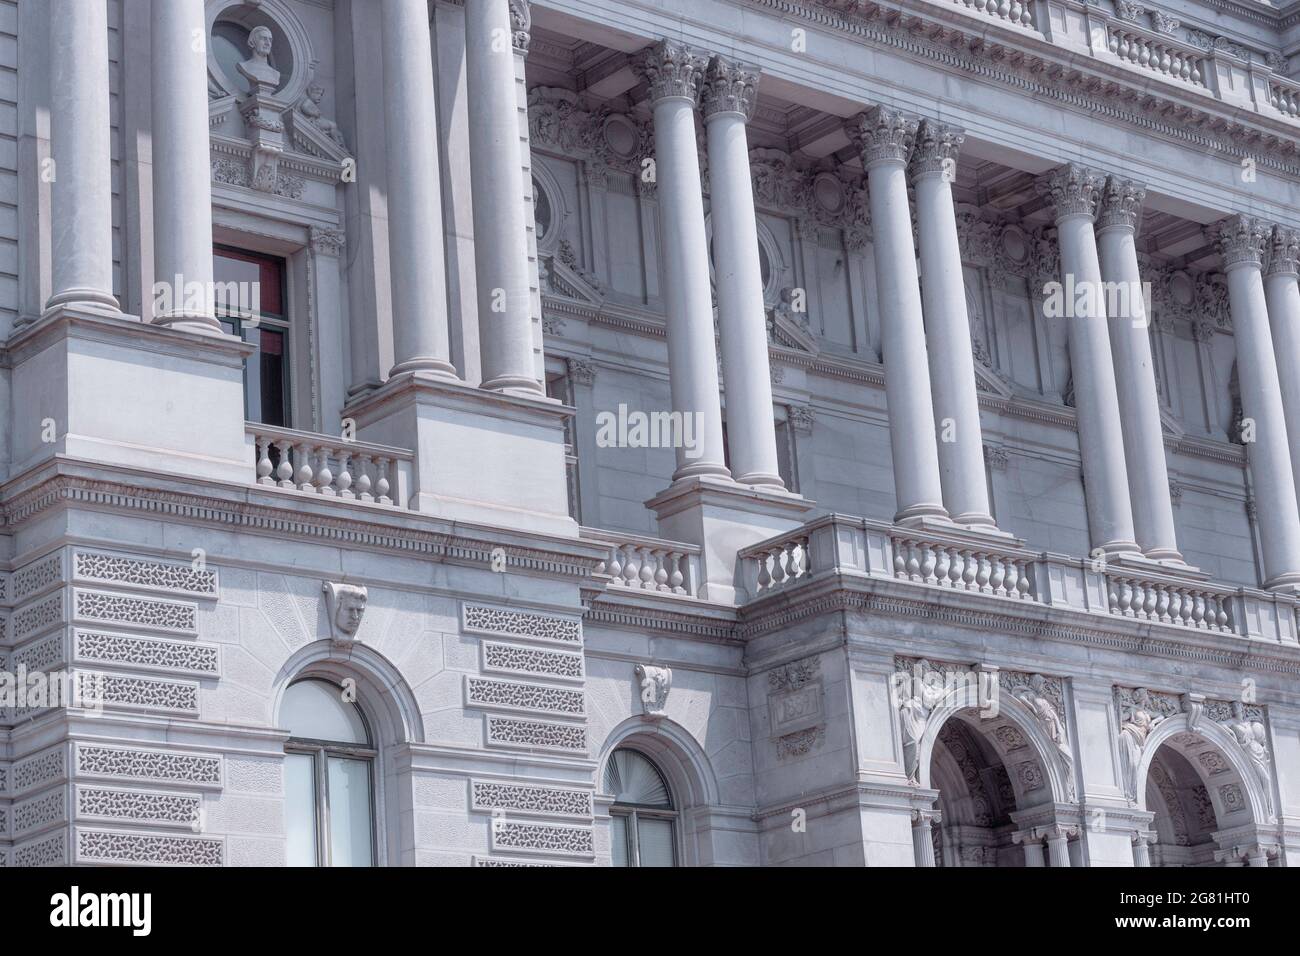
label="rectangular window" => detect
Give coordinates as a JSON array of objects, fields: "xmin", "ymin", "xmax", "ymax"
[
  {"xmin": 284, "ymin": 752, "xmax": 317, "ymax": 867},
  {"xmin": 326, "ymin": 757, "xmax": 374, "ymax": 868},
  {"xmin": 215, "ymin": 246, "xmax": 289, "ymax": 427}
]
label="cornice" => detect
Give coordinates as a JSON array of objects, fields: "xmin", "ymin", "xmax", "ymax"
[
  {"xmin": 741, "ymin": 0, "xmax": 1300, "ymax": 181},
  {"xmin": 0, "ymin": 467, "xmax": 605, "ymax": 581}
]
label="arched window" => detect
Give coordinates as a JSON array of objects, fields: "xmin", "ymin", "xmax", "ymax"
[
  {"xmin": 282, "ymin": 679, "xmax": 375, "ymax": 867},
  {"xmin": 604, "ymin": 748, "xmax": 677, "ymax": 867}
]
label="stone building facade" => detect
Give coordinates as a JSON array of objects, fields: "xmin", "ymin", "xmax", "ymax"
[{"xmin": 1, "ymin": 0, "xmax": 1300, "ymax": 867}]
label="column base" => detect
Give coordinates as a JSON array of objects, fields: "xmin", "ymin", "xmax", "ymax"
[
  {"xmin": 894, "ymin": 508, "xmax": 955, "ymax": 532},
  {"xmin": 479, "ymin": 373, "xmax": 545, "ymax": 396},
  {"xmin": 44, "ymin": 288, "xmax": 121, "ymax": 315},
  {"xmin": 344, "ymin": 373, "xmax": 578, "ymax": 537},
  {"xmin": 732, "ymin": 469, "xmax": 786, "ymax": 489},
  {"xmin": 1263, "ymin": 570, "xmax": 1300, "ymax": 593},
  {"xmin": 151, "ymin": 310, "xmax": 227, "ymax": 337},
  {"xmin": 646, "ymin": 476, "xmax": 815, "ymax": 604},
  {"xmin": 671, "ymin": 460, "xmax": 733, "ymax": 482},
  {"xmin": 1110, "ymin": 551, "xmax": 1210, "ymax": 580},
  {"xmin": 389, "ymin": 357, "xmax": 461, "ymax": 381}
]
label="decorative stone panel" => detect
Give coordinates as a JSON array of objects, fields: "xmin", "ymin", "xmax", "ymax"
[
  {"xmin": 466, "ymin": 676, "xmax": 585, "ymax": 717},
  {"xmin": 486, "ymin": 716, "xmax": 586, "ymax": 753},
  {"xmin": 13, "ymin": 831, "xmax": 67, "ymax": 866},
  {"xmin": 470, "ymin": 780, "xmax": 593, "ymax": 818},
  {"xmin": 73, "ymin": 589, "xmax": 197, "ymax": 634},
  {"xmin": 79, "ymin": 671, "xmax": 200, "ymax": 716},
  {"xmin": 75, "ymin": 828, "xmax": 223, "ymax": 866},
  {"xmin": 12, "ymin": 552, "xmax": 63, "ymax": 602},
  {"xmin": 12, "ymin": 747, "xmax": 67, "ymax": 796},
  {"xmin": 73, "ymin": 550, "xmax": 218, "ymax": 596},
  {"xmin": 482, "ymin": 641, "xmax": 584, "ymax": 680},
  {"xmin": 463, "ymin": 603, "xmax": 582, "ymax": 646},
  {"xmin": 11, "ymin": 593, "xmax": 64, "ymax": 642},
  {"xmin": 490, "ymin": 820, "xmax": 594, "ymax": 857},
  {"xmin": 12, "ymin": 787, "xmax": 66, "ymax": 836},
  {"xmin": 0, "ymin": 763, "xmax": 8, "ymax": 794},
  {"xmin": 474, "ymin": 856, "xmax": 570, "ymax": 867},
  {"xmin": 73, "ymin": 630, "xmax": 220, "ymax": 677},
  {"xmin": 75, "ymin": 786, "xmax": 202, "ymax": 829},
  {"xmin": 11, "ymin": 633, "xmax": 66, "ymax": 672},
  {"xmin": 75, "ymin": 744, "xmax": 222, "ymax": 789}
]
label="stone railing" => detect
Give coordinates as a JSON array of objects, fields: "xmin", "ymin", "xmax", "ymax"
[
  {"xmin": 1105, "ymin": 26, "xmax": 1207, "ymax": 86},
  {"xmin": 739, "ymin": 532, "xmax": 812, "ymax": 597},
  {"xmin": 735, "ymin": 514, "xmax": 1298, "ymax": 644},
  {"xmin": 891, "ymin": 532, "xmax": 1035, "ymax": 600},
  {"xmin": 581, "ymin": 528, "xmax": 701, "ymax": 597},
  {"xmin": 1103, "ymin": 572, "xmax": 1233, "ymax": 632},
  {"xmin": 248, "ymin": 424, "xmax": 413, "ymax": 507},
  {"xmin": 955, "ymin": 0, "xmax": 1035, "ymax": 29},
  {"xmin": 1269, "ymin": 76, "xmax": 1300, "ymax": 118}
]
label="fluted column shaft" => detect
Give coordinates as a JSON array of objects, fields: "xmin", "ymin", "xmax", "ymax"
[
  {"xmin": 46, "ymin": 0, "xmax": 118, "ymax": 314},
  {"xmin": 381, "ymin": 0, "xmax": 457, "ymax": 378},
  {"xmin": 1039, "ymin": 165, "xmax": 1139, "ymax": 556},
  {"xmin": 1017, "ymin": 835, "xmax": 1045, "ymax": 867},
  {"xmin": 848, "ymin": 108, "xmax": 947, "ymax": 524},
  {"xmin": 1132, "ymin": 835, "xmax": 1152, "ymax": 867},
  {"xmin": 1096, "ymin": 177, "xmax": 1182, "ymax": 562},
  {"xmin": 466, "ymin": 0, "xmax": 539, "ymax": 393},
  {"xmin": 1046, "ymin": 830, "xmax": 1072, "ymax": 867},
  {"xmin": 634, "ymin": 42, "xmax": 729, "ymax": 481},
  {"xmin": 701, "ymin": 57, "xmax": 782, "ymax": 487},
  {"xmin": 151, "ymin": 0, "xmax": 219, "ymax": 332},
  {"xmin": 1264, "ymin": 227, "xmax": 1300, "ymax": 508},
  {"xmin": 1218, "ymin": 215, "xmax": 1300, "ymax": 589},
  {"xmin": 910, "ymin": 122, "xmax": 994, "ymax": 528},
  {"xmin": 911, "ymin": 811, "xmax": 937, "ymax": 867}
]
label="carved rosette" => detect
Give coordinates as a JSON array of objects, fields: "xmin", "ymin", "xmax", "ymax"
[
  {"xmin": 845, "ymin": 106, "xmax": 918, "ymax": 168},
  {"xmin": 509, "ymin": 0, "xmax": 531, "ymax": 53},
  {"xmin": 1216, "ymin": 214, "xmax": 1270, "ymax": 269},
  {"xmin": 633, "ymin": 40, "xmax": 708, "ymax": 104},
  {"xmin": 700, "ymin": 55, "xmax": 760, "ymax": 121},
  {"xmin": 1264, "ymin": 225, "xmax": 1300, "ymax": 277},
  {"xmin": 1096, "ymin": 176, "xmax": 1146, "ymax": 233},
  {"xmin": 908, "ymin": 120, "xmax": 964, "ymax": 181},
  {"xmin": 1037, "ymin": 163, "xmax": 1104, "ymax": 222}
]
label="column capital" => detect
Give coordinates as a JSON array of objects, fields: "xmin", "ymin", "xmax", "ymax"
[
  {"xmin": 845, "ymin": 105, "xmax": 918, "ymax": 168},
  {"xmin": 1265, "ymin": 224, "xmax": 1300, "ymax": 277},
  {"xmin": 1096, "ymin": 175, "xmax": 1146, "ymax": 233},
  {"xmin": 1216, "ymin": 214, "xmax": 1270, "ymax": 270},
  {"xmin": 701, "ymin": 55, "xmax": 760, "ymax": 121},
  {"xmin": 509, "ymin": 0, "xmax": 531, "ymax": 53},
  {"xmin": 633, "ymin": 40, "xmax": 709, "ymax": 104},
  {"xmin": 1036, "ymin": 163, "xmax": 1104, "ymax": 223},
  {"xmin": 908, "ymin": 120, "xmax": 964, "ymax": 182}
]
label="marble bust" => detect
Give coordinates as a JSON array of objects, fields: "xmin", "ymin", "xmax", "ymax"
[{"xmin": 237, "ymin": 24, "xmax": 280, "ymax": 93}]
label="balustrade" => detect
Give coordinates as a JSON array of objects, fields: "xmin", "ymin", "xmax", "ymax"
[{"xmin": 249, "ymin": 424, "xmax": 412, "ymax": 507}]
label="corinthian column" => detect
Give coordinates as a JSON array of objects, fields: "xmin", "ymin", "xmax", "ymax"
[
  {"xmin": 1096, "ymin": 176, "xmax": 1183, "ymax": 562},
  {"xmin": 466, "ymin": 0, "xmax": 540, "ymax": 393},
  {"xmin": 846, "ymin": 107, "xmax": 948, "ymax": 525},
  {"xmin": 1218, "ymin": 215, "xmax": 1300, "ymax": 589},
  {"xmin": 151, "ymin": 0, "xmax": 220, "ymax": 333},
  {"xmin": 1263, "ymin": 227, "xmax": 1300, "ymax": 503},
  {"xmin": 909, "ymin": 121, "xmax": 994, "ymax": 528},
  {"xmin": 633, "ymin": 41, "xmax": 729, "ymax": 481},
  {"xmin": 45, "ymin": 0, "xmax": 118, "ymax": 315},
  {"xmin": 911, "ymin": 810, "xmax": 938, "ymax": 867},
  {"xmin": 1038, "ymin": 164, "xmax": 1140, "ymax": 557},
  {"xmin": 380, "ymin": 0, "xmax": 457, "ymax": 378},
  {"xmin": 701, "ymin": 56, "xmax": 782, "ymax": 487}
]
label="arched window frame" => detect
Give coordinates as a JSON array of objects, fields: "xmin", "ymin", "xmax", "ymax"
[
  {"xmin": 282, "ymin": 678, "xmax": 378, "ymax": 867},
  {"xmin": 605, "ymin": 747, "xmax": 679, "ymax": 867}
]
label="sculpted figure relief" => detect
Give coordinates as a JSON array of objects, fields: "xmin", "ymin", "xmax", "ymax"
[
  {"xmin": 897, "ymin": 659, "xmax": 945, "ymax": 785},
  {"xmin": 1012, "ymin": 673, "xmax": 1075, "ymax": 798},
  {"xmin": 1119, "ymin": 688, "xmax": 1161, "ymax": 802},
  {"xmin": 322, "ymin": 581, "xmax": 368, "ymax": 646},
  {"xmin": 1227, "ymin": 701, "xmax": 1274, "ymax": 818}
]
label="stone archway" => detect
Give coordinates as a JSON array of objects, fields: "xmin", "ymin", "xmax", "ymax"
[
  {"xmin": 896, "ymin": 659, "xmax": 1078, "ymax": 867},
  {"xmin": 1118, "ymin": 687, "xmax": 1280, "ymax": 867}
]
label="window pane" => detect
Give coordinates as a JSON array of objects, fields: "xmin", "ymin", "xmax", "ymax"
[
  {"xmin": 327, "ymin": 757, "xmax": 373, "ymax": 867},
  {"xmin": 610, "ymin": 814, "xmax": 630, "ymax": 867},
  {"xmin": 282, "ymin": 680, "xmax": 369, "ymax": 744},
  {"xmin": 636, "ymin": 818, "xmax": 675, "ymax": 867},
  {"xmin": 256, "ymin": 327, "xmax": 287, "ymax": 427},
  {"xmin": 284, "ymin": 753, "xmax": 317, "ymax": 867}
]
